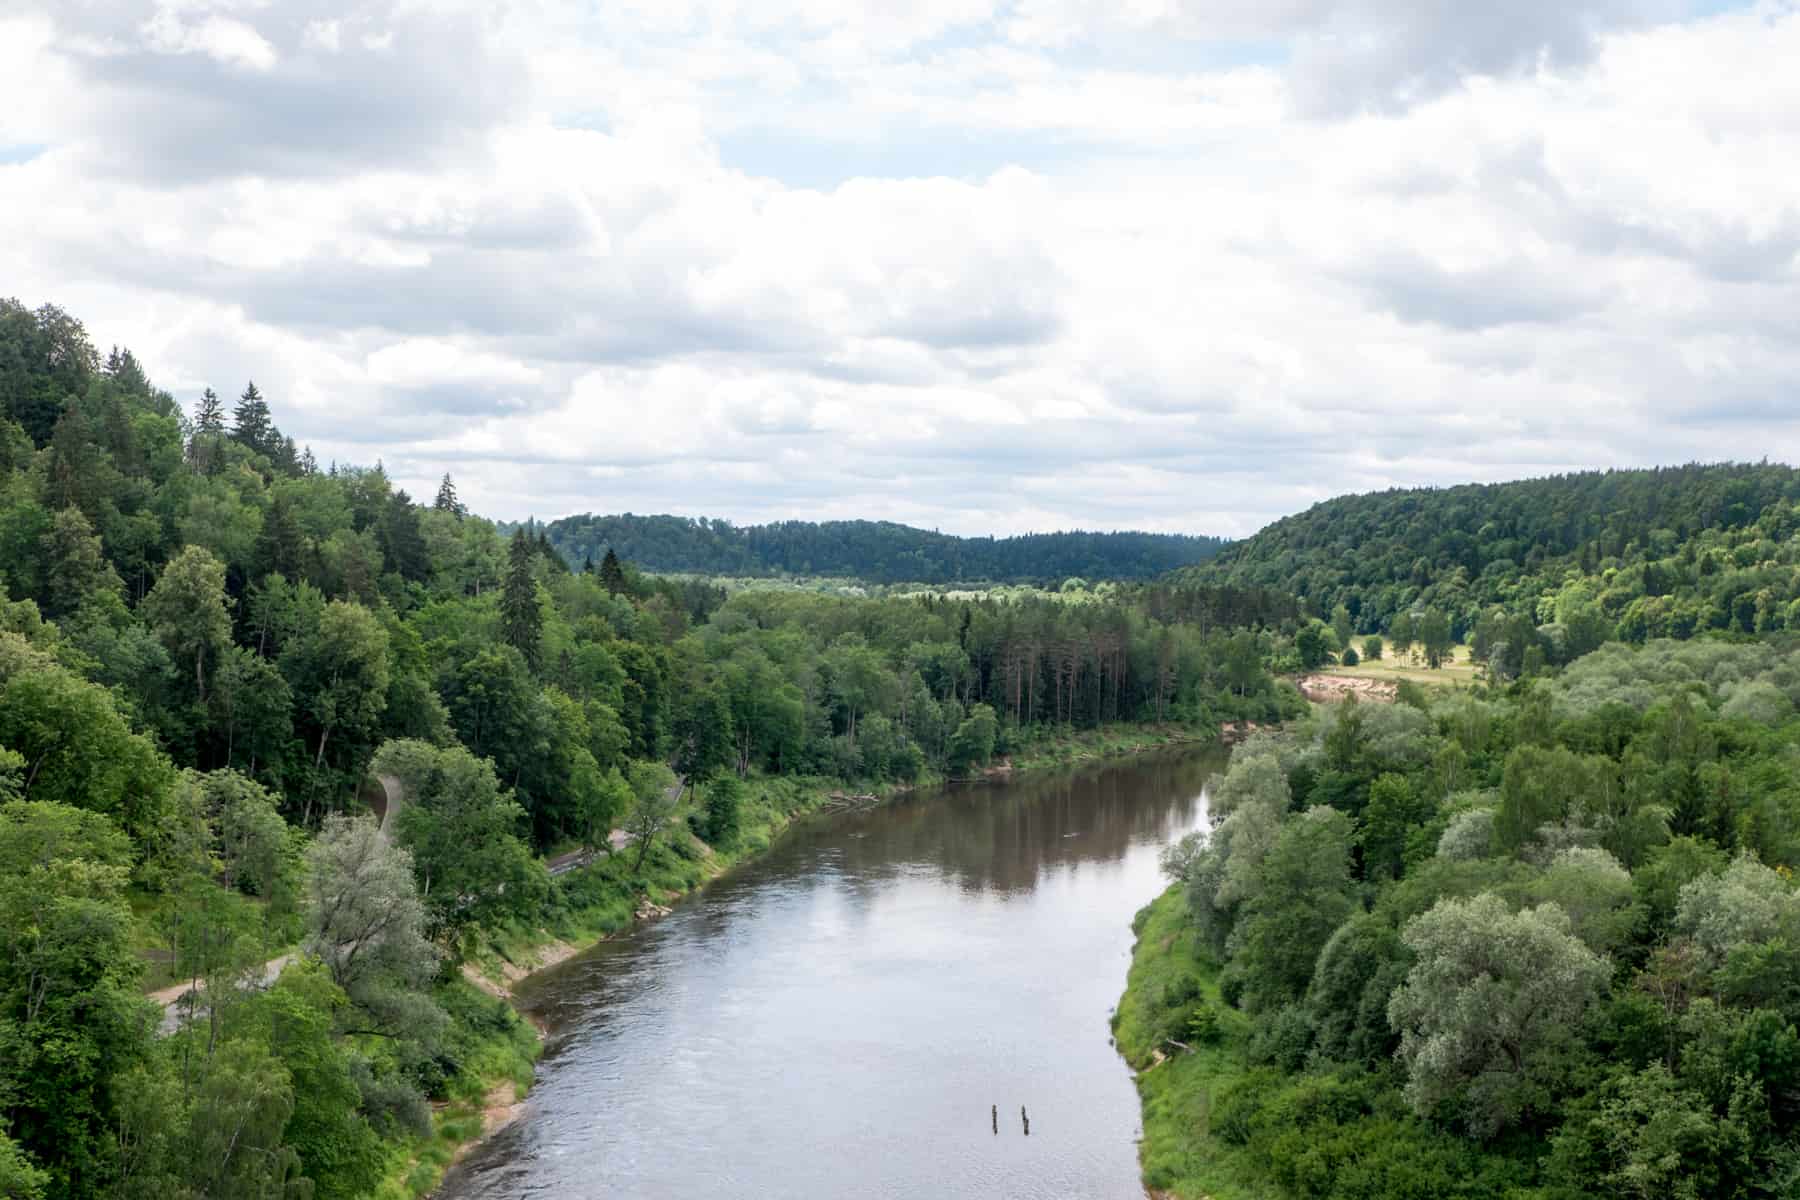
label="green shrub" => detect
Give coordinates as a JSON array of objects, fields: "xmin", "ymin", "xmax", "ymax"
[{"xmin": 1185, "ymin": 1001, "xmax": 1222, "ymax": 1045}]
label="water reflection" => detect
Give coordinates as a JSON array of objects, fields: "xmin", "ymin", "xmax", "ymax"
[{"xmin": 438, "ymin": 745, "xmax": 1225, "ymax": 1200}]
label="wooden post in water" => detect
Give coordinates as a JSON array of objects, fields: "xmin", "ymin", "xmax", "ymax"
[
  {"xmin": 1021, "ymin": 1105, "xmax": 1030, "ymax": 1136},
  {"xmin": 991, "ymin": 1105, "xmax": 997, "ymax": 1135}
]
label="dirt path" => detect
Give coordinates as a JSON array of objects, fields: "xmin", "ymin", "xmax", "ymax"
[{"xmin": 153, "ymin": 952, "xmax": 297, "ymax": 1034}]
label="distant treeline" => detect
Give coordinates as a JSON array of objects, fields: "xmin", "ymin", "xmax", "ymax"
[
  {"xmin": 535, "ymin": 513, "xmax": 1228, "ymax": 584},
  {"xmin": 1176, "ymin": 462, "xmax": 1800, "ymax": 650}
]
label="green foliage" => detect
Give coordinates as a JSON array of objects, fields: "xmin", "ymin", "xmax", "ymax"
[
  {"xmin": 256, "ymin": 963, "xmax": 387, "ymax": 1200},
  {"xmin": 1180, "ymin": 462, "xmax": 1800, "ymax": 650},
  {"xmin": 1361, "ymin": 773, "xmax": 1433, "ymax": 881},
  {"xmin": 1548, "ymin": 1063, "xmax": 1757, "ymax": 1200},
  {"xmin": 1388, "ymin": 895, "xmax": 1610, "ymax": 1138},
  {"xmin": 0, "ymin": 633, "xmax": 175, "ymax": 845},
  {"xmin": 1307, "ymin": 914, "xmax": 1411, "ymax": 1066},
  {"xmin": 500, "ymin": 530, "xmax": 543, "ymax": 669},
  {"xmin": 1295, "ymin": 621, "xmax": 1331, "ymax": 671},
  {"xmin": 0, "ymin": 1130, "xmax": 48, "ymax": 1200},
  {"xmin": 376, "ymin": 739, "xmax": 546, "ymax": 940},
  {"xmin": 699, "ymin": 775, "xmax": 744, "ymax": 848},
  {"xmin": 541, "ymin": 512, "xmax": 1227, "ymax": 584},
  {"xmin": 947, "ymin": 703, "xmax": 999, "ymax": 775},
  {"xmin": 1233, "ymin": 807, "xmax": 1357, "ymax": 1014},
  {"xmin": 0, "ymin": 801, "xmax": 148, "ymax": 1199}
]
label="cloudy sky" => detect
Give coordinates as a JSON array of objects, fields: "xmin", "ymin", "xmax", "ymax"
[{"xmin": 2, "ymin": 0, "xmax": 1796, "ymax": 536}]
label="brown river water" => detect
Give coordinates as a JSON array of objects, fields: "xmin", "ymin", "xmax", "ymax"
[{"xmin": 436, "ymin": 744, "xmax": 1225, "ymax": 1200}]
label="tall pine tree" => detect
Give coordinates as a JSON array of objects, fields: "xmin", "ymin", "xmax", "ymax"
[
  {"xmin": 383, "ymin": 490, "xmax": 430, "ymax": 582},
  {"xmin": 253, "ymin": 492, "xmax": 305, "ymax": 582},
  {"xmin": 191, "ymin": 386, "xmax": 225, "ymax": 473},
  {"xmin": 599, "ymin": 547, "xmax": 627, "ymax": 596},
  {"xmin": 193, "ymin": 387, "xmax": 224, "ymax": 435},
  {"xmin": 434, "ymin": 472, "xmax": 464, "ymax": 517},
  {"xmin": 232, "ymin": 380, "xmax": 274, "ymax": 455},
  {"xmin": 501, "ymin": 529, "xmax": 542, "ymax": 669}
]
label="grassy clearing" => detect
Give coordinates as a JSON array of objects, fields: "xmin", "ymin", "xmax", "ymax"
[
  {"xmin": 1114, "ymin": 886, "xmax": 1264, "ymax": 1200},
  {"xmin": 1331, "ymin": 643, "xmax": 1480, "ymax": 688}
]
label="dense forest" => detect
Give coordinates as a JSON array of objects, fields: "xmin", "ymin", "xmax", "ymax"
[
  {"xmin": 1119, "ymin": 639, "xmax": 1800, "ymax": 1198},
  {"xmin": 0, "ymin": 299, "xmax": 1295, "ymax": 1200},
  {"xmin": 1181, "ymin": 464, "xmax": 1800, "ymax": 659},
  {"xmin": 536, "ymin": 511, "xmax": 1228, "ymax": 584}
]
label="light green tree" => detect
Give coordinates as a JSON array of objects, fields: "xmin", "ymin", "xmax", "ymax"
[
  {"xmin": 375, "ymin": 739, "xmax": 546, "ymax": 939},
  {"xmin": 141, "ymin": 544, "xmax": 232, "ymax": 703},
  {"xmin": 1233, "ymin": 806, "xmax": 1357, "ymax": 1013},
  {"xmin": 281, "ymin": 599, "xmax": 389, "ymax": 802},
  {"xmin": 625, "ymin": 762, "xmax": 681, "ymax": 872},
  {"xmin": 947, "ymin": 703, "xmax": 999, "ymax": 775},
  {"xmin": 39, "ymin": 507, "xmax": 121, "ymax": 618},
  {"xmin": 1388, "ymin": 894, "xmax": 1610, "ymax": 1137},
  {"xmin": 0, "ymin": 800, "xmax": 149, "ymax": 1198},
  {"xmin": 303, "ymin": 814, "xmax": 440, "ymax": 1019}
]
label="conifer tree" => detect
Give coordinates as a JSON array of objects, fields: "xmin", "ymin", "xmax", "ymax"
[
  {"xmin": 193, "ymin": 387, "xmax": 224, "ymax": 435},
  {"xmin": 500, "ymin": 530, "xmax": 542, "ymax": 668},
  {"xmin": 254, "ymin": 493, "xmax": 306, "ymax": 582},
  {"xmin": 383, "ymin": 490, "xmax": 430, "ymax": 582},
  {"xmin": 191, "ymin": 386, "xmax": 225, "ymax": 473},
  {"xmin": 535, "ymin": 528, "xmax": 567, "ymax": 573},
  {"xmin": 232, "ymin": 380, "xmax": 274, "ymax": 455},
  {"xmin": 599, "ymin": 547, "xmax": 627, "ymax": 595},
  {"xmin": 433, "ymin": 472, "xmax": 464, "ymax": 518}
]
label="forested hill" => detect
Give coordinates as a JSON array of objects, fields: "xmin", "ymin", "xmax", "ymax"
[
  {"xmin": 0, "ymin": 299, "xmax": 1297, "ymax": 1200},
  {"xmin": 1174, "ymin": 462, "xmax": 1800, "ymax": 646},
  {"xmin": 537, "ymin": 513, "xmax": 1228, "ymax": 583}
]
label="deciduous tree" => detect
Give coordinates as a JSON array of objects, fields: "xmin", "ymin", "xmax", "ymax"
[{"xmin": 1388, "ymin": 894, "xmax": 1610, "ymax": 1137}]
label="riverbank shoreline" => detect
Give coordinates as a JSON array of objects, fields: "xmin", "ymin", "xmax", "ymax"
[
  {"xmin": 416, "ymin": 725, "xmax": 1224, "ymax": 1193},
  {"xmin": 1113, "ymin": 885, "xmax": 1258, "ymax": 1200}
]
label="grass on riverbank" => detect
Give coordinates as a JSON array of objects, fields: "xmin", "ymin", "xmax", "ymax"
[
  {"xmin": 1001, "ymin": 722, "xmax": 1212, "ymax": 774},
  {"xmin": 480, "ymin": 773, "xmax": 838, "ymax": 969},
  {"xmin": 1114, "ymin": 886, "xmax": 1263, "ymax": 1200},
  {"xmin": 374, "ymin": 978, "xmax": 541, "ymax": 1199}
]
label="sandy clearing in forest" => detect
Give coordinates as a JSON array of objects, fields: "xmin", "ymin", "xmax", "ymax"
[{"xmin": 1296, "ymin": 674, "xmax": 1398, "ymax": 704}]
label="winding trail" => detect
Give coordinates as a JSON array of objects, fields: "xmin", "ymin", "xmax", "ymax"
[{"xmin": 153, "ymin": 773, "xmax": 407, "ymax": 1034}]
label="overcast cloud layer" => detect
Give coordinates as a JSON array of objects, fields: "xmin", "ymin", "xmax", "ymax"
[{"xmin": 2, "ymin": 0, "xmax": 1796, "ymax": 536}]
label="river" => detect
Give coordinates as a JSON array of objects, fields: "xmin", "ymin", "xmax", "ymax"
[{"xmin": 436, "ymin": 744, "xmax": 1226, "ymax": 1200}]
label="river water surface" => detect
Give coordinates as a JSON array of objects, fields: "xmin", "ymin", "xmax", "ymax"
[{"xmin": 438, "ymin": 745, "xmax": 1224, "ymax": 1200}]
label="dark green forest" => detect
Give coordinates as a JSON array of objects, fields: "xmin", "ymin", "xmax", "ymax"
[
  {"xmin": 1182, "ymin": 463, "xmax": 1800, "ymax": 662},
  {"xmin": 0, "ymin": 299, "xmax": 1293, "ymax": 1200},
  {"xmin": 537, "ymin": 511, "xmax": 1228, "ymax": 584}
]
